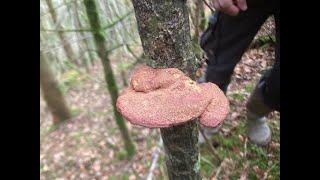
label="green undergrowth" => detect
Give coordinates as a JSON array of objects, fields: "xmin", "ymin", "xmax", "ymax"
[
  {"xmin": 199, "ymin": 117, "xmax": 280, "ymax": 179},
  {"xmin": 59, "ymin": 69, "xmax": 87, "ymax": 93}
]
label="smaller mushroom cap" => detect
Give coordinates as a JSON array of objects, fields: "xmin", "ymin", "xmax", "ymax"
[{"xmin": 198, "ymin": 83, "xmax": 230, "ymax": 127}]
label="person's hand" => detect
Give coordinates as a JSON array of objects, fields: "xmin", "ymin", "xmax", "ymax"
[{"xmin": 212, "ymin": 0, "xmax": 247, "ymax": 16}]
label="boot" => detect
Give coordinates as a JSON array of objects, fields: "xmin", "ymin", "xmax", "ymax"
[
  {"xmin": 246, "ymin": 80, "xmax": 273, "ymax": 146},
  {"xmin": 246, "ymin": 112, "xmax": 271, "ymax": 146}
]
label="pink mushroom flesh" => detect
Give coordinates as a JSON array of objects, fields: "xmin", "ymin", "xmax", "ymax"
[{"xmin": 116, "ymin": 65, "xmax": 230, "ymax": 128}]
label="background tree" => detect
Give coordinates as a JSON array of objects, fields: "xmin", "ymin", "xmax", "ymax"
[
  {"xmin": 45, "ymin": 0, "xmax": 76, "ymax": 63},
  {"xmin": 83, "ymin": 0, "xmax": 136, "ymax": 158},
  {"xmin": 72, "ymin": 0, "xmax": 96, "ymax": 70},
  {"xmin": 40, "ymin": 51, "xmax": 71, "ymax": 124}
]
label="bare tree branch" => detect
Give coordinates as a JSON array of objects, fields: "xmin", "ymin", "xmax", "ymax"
[
  {"xmin": 146, "ymin": 137, "xmax": 163, "ymax": 180},
  {"xmin": 202, "ymin": 0, "xmax": 215, "ymax": 13},
  {"xmin": 40, "ymin": 10, "xmax": 133, "ymax": 33}
]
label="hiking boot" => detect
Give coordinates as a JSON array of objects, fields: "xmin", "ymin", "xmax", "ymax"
[
  {"xmin": 246, "ymin": 112, "xmax": 271, "ymax": 146},
  {"xmin": 246, "ymin": 79, "xmax": 273, "ymax": 146}
]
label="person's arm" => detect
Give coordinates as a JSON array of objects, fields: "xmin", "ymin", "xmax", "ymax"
[{"xmin": 211, "ymin": 0, "xmax": 247, "ymax": 16}]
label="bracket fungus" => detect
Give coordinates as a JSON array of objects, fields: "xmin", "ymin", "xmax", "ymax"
[{"xmin": 116, "ymin": 65, "xmax": 230, "ymax": 128}]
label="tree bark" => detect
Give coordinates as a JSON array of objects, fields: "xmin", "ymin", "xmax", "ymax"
[
  {"xmin": 83, "ymin": 0, "xmax": 136, "ymax": 158},
  {"xmin": 45, "ymin": 0, "xmax": 76, "ymax": 62},
  {"xmin": 131, "ymin": 0, "xmax": 201, "ymax": 179},
  {"xmin": 40, "ymin": 52, "xmax": 71, "ymax": 124}
]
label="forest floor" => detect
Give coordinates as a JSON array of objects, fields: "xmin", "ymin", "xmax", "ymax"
[{"xmin": 40, "ymin": 17, "xmax": 279, "ymax": 180}]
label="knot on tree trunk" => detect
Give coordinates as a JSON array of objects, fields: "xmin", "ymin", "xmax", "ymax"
[{"xmin": 116, "ymin": 65, "xmax": 230, "ymax": 128}]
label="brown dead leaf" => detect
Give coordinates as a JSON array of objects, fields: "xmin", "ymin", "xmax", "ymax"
[
  {"xmin": 232, "ymin": 146, "xmax": 241, "ymax": 155},
  {"xmin": 196, "ymin": 68, "xmax": 202, "ymax": 78},
  {"xmin": 253, "ymin": 165, "xmax": 265, "ymax": 179}
]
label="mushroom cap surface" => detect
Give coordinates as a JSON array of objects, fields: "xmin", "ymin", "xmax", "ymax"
[
  {"xmin": 198, "ymin": 83, "xmax": 230, "ymax": 127},
  {"xmin": 116, "ymin": 65, "xmax": 229, "ymax": 128}
]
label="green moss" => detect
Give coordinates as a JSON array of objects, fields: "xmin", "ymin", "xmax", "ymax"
[
  {"xmin": 200, "ymin": 155, "xmax": 214, "ymax": 177},
  {"xmin": 71, "ymin": 108, "xmax": 82, "ymax": 117},
  {"xmin": 122, "ymin": 173, "xmax": 130, "ymax": 180},
  {"xmin": 245, "ymin": 82, "xmax": 255, "ymax": 93},
  {"xmin": 59, "ymin": 69, "xmax": 85, "ymax": 93},
  {"xmin": 117, "ymin": 150, "xmax": 128, "ymax": 160},
  {"xmin": 199, "ymin": 116, "xmax": 279, "ymax": 179},
  {"xmin": 231, "ymin": 92, "xmax": 246, "ymax": 101}
]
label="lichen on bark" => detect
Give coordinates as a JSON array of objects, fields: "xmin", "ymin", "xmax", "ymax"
[
  {"xmin": 132, "ymin": 0, "xmax": 200, "ymax": 79},
  {"xmin": 161, "ymin": 120, "xmax": 201, "ymax": 180}
]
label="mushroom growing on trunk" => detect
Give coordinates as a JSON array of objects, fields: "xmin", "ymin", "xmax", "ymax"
[
  {"xmin": 116, "ymin": 65, "xmax": 230, "ymax": 178},
  {"xmin": 117, "ymin": 65, "xmax": 230, "ymax": 128}
]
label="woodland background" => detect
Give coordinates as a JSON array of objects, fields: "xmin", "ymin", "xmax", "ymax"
[{"xmin": 40, "ymin": 0, "xmax": 280, "ymax": 179}]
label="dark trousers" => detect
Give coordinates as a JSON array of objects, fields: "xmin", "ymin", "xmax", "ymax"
[{"xmin": 200, "ymin": 0, "xmax": 280, "ymax": 112}]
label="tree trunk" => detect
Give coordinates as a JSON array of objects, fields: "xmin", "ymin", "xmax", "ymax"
[
  {"xmin": 131, "ymin": 0, "xmax": 201, "ymax": 179},
  {"xmin": 40, "ymin": 52, "xmax": 71, "ymax": 124},
  {"xmin": 120, "ymin": 70, "xmax": 128, "ymax": 87},
  {"xmin": 73, "ymin": 0, "xmax": 95, "ymax": 71},
  {"xmin": 63, "ymin": 0, "xmax": 83, "ymax": 66},
  {"xmin": 45, "ymin": 0, "xmax": 76, "ymax": 62},
  {"xmin": 83, "ymin": 0, "xmax": 136, "ymax": 158},
  {"xmin": 40, "ymin": 22, "xmax": 57, "ymax": 69}
]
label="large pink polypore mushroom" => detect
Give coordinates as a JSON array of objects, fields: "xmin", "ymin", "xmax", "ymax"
[{"xmin": 116, "ymin": 65, "xmax": 230, "ymax": 128}]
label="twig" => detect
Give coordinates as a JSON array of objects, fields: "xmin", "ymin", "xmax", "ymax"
[
  {"xmin": 146, "ymin": 138, "xmax": 163, "ymax": 180},
  {"xmin": 41, "ymin": 35, "xmax": 93, "ymax": 53},
  {"xmin": 202, "ymin": 0, "xmax": 215, "ymax": 13},
  {"xmin": 40, "ymin": 28, "xmax": 92, "ymax": 32},
  {"xmin": 41, "ymin": 10, "xmax": 133, "ymax": 33},
  {"xmin": 100, "ymin": 10, "xmax": 134, "ymax": 30},
  {"xmin": 201, "ymin": 156, "xmax": 214, "ymax": 168},
  {"xmin": 40, "ymin": 0, "xmax": 81, "ymax": 17},
  {"xmin": 244, "ymin": 137, "xmax": 248, "ymax": 158},
  {"xmin": 199, "ymin": 127, "xmax": 222, "ymax": 163},
  {"xmin": 211, "ymin": 158, "xmax": 227, "ymax": 180},
  {"xmin": 239, "ymin": 161, "xmax": 250, "ymax": 180}
]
